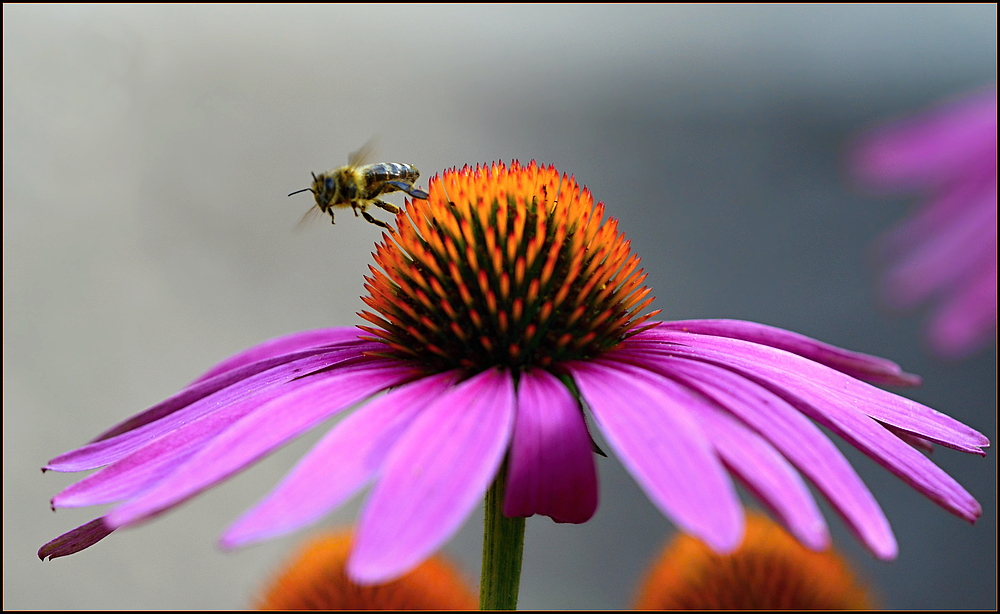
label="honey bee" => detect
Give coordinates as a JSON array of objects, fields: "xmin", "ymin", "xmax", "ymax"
[{"xmin": 289, "ymin": 141, "xmax": 429, "ymax": 230}]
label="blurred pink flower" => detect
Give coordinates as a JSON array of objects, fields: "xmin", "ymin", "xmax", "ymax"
[
  {"xmin": 851, "ymin": 85, "xmax": 997, "ymax": 360},
  {"xmin": 40, "ymin": 163, "xmax": 989, "ymax": 585}
]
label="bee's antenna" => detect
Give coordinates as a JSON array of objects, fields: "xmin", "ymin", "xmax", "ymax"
[{"xmin": 288, "ymin": 188, "xmax": 314, "ymax": 197}]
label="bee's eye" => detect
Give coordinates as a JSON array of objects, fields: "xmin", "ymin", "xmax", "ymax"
[{"xmin": 324, "ymin": 178, "xmax": 335, "ymax": 191}]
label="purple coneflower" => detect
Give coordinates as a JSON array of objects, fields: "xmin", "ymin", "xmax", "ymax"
[
  {"xmin": 42, "ymin": 162, "xmax": 987, "ymax": 603},
  {"xmin": 851, "ymin": 85, "xmax": 997, "ymax": 360}
]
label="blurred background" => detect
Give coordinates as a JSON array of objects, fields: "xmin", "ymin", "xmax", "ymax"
[{"xmin": 4, "ymin": 5, "xmax": 995, "ymax": 609}]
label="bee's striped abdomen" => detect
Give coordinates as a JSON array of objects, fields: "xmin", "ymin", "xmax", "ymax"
[{"xmin": 363, "ymin": 163, "xmax": 420, "ymax": 186}]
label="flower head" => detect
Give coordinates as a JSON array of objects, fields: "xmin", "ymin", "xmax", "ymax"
[
  {"xmin": 255, "ymin": 529, "xmax": 476, "ymax": 610},
  {"xmin": 42, "ymin": 162, "xmax": 988, "ymax": 586},
  {"xmin": 851, "ymin": 85, "xmax": 997, "ymax": 360},
  {"xmin": 634, "ymin": 512, "xmax": 874, "ymax": 610}
]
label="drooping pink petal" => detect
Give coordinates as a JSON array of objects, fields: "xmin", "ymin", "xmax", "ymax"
[
  {"xmin": 504, "ymin": 368, "xmax": 598, "ymax": 524},
  {"xmin": 220, "ymin": 370, "xmax": 461, "ymax": 549},
  {"xmin": 46, "ymin": 347, "xmax": 381, "ymax": 473},
  {"xmin": 37, "ymin": 518, "xmax": 114, "ymax": 561},
  {"xmin": 105, "ymin": 363, "xmax": 417, "ymax": 529},
  {"xmin": 631, "ymin": 329, "xmax": 989, "ymax": 453},
  {"xmin": 566, "ymin": 359, "xmax": 744, "ymax": 553},
  {"xmin": 610, "ymin": 348, "xmax": 892, "ymax": 556},
  {"xmin": 52, "ymin": 382, "xmax": 303, "ymax": 508},
  {"xmin": 189, "ymin": 327, "xmax": 367, "ymax": 384},
  {"xmin": 651, "ymin": 320, "xmax": 920, "ymax": 387},
  {"xmin": 681, "ymin": 395, "xmax": 830, "ymax": 552},
  {"xmin": 348, "ymin": 368, "xmax": 516, "ymax": 585},
  {"xmin": 633, "ymin": 335, "xmax": 985, "ymax": 522},
  {"xmin": 926, "ymin": 258, "xmax": 998, "ymax": 360}
]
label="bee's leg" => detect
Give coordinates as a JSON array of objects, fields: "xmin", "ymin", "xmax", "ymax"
[
  {"xmin": 385, "ymin": 181, "xmax": 428, "ymax": 200},
  {"xmin": 361, "ymin": 210, "xmax": 393, "ymax": 230},
  {"xmin": 372, "ymin": 200, "xmax": 401, "ymax": 215},
  {"xmin": 351, "ymin": 202, "xmax": 360, "ymax": 217},
  {"xmin": 329, "ymin": 211, "xmax": 335, "ymax": 224}
]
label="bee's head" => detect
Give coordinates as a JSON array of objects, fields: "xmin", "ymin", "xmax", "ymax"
[{"xmin": 306, "ymin": 171, "xmax": 339, "ymax": 209}]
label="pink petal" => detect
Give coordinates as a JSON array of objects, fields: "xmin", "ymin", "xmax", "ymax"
[
  {"xmin": 566, "ymin": 359, "xmax": 744, "ymax": 553},
  {"xmin": 46, "ymin": 348, "xmax": 378, "ymax": 473},
  {"xmin": 38, "ymin": 518, "xmax": 114, "ymax": 560},
  {"xmin": 220, "ymin": 371, "xmax": 461, "ymax": 548},
  {"xmin": 650, "ymin": 319, "xmax": 921, "ymax": 386},
  {"xmin": 612, "ymin": 347, "xmax": 896, "ymax": 558},
  {"xmin": 685, "ymin": 398, "xmax": 830, "ymax": 552},
  {"xmin": 634, "ymin": 336, "xmax": 985, "ymax": 522},
  {"xmin": 105, "ymin": 363, "xmax": 416, "ymax": 529},
  {"xmin": 189, "ymin": 327, "xmax": 367, "ymax": 384},
  {"xmin": 52, "ymin": 383, "xmax": 300, "ymax": 508},
  {"xmin": 884, "ymin": 424, "xmax": 937, "ymax": 455},
  {"xmin": 90, "ymin": 342, "xmax": 379, "ymax": 444},
  {"xmin": 852, "ymin": 86, "xmax": 997, "ymax": 189},
  {"xmin": 878, "ymin": 168, "xmax": 996, "ymax": 264},
  {"xmin": 631, "ymin": 329, "xmax": 988, "ymax": 453},
  {"xmin": 881, "ymin": 183, "xmax": 996, "ymax": 309},
  {"xmin": 504, "ymin": 368, "xmax": 598, "ymax": 524},
  {"xmin": 347, "ymin": 368, "xmax": 515, "ymax": 585}
]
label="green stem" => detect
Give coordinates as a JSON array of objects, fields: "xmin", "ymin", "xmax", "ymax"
[{"xmin": 480, "ymin": 459, "xmax": 525, "ymax": 610}]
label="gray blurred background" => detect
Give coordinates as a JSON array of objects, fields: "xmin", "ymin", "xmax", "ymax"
[{"xmin": 4, "ymin": 5, "xmax": 995, "ymax": 609}]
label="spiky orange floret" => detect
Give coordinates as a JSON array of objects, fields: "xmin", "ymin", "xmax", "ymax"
[
  {"xmin": 359, "ymin": 161, "xmax": 658, "ymax": 372},
  {"xmin": 255, "ymin": 530, "xmax": 477, "ymax": 610},
  {"xmin": 633, "ymin": 513, "xmax": 875, "ymax": 610}
]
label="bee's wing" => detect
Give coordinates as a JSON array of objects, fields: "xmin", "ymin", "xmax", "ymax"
[
  {"xmin": 347, "ymin": 137, "xmax": 380, "ymax": 169},
  {"xmin": 293, "ymin": 204, "xmax": 325, "ymax": 233}
]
